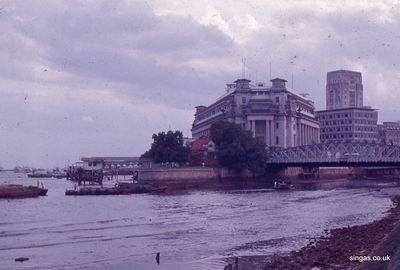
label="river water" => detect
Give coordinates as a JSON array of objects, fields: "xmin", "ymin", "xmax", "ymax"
[{"xmin": 1, "ymin": 171, "xmax": 400, "ymax": 270}]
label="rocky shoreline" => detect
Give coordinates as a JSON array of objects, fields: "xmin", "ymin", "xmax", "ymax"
[{"xmin": 263, "ymin": 196, "xmax": 400, "ymax": 270}]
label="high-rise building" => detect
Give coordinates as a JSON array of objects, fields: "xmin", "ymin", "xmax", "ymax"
[
  {"xmin": 318, "ymin": 70, "xmax": 378, "ymax": 143},
  {"xmin": 326, "ymin": 70, "xmax": 363, "ymax": 110},
  {"xmin": 191, "ymin": 78, "xmax": 320, "ymax": 148}
]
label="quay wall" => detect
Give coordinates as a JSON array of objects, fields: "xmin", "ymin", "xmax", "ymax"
[
  {"xmin": 275, "ymin": 167, "xmax": 352, "ymax": 181},
  {"xmin": 135, "ymin": 166, "xmax": 369, "ymax": 190},
  {"xmin": 352, "ymin": 167, "xmax": 400, "ymax": 178},
  {"xmin": 137, "ymin": 167, "xmax": 268, "ymax": 190}
]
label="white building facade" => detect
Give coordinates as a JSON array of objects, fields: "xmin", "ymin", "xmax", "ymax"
[{"xmin": 191, "ymin": 78, "xmax": 320, "ymax": 149}]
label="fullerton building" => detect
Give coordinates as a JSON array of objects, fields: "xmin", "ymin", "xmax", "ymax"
[{"xmin": 191, "ymin": 78, "xmax": 320, "ymax": 148}]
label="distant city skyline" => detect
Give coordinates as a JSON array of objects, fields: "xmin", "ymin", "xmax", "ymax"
[{"xmin": 1, "ymin": 0, "xmax": 400, "ymax": 168}]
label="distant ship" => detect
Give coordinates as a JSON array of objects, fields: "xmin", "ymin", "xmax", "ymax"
[
  {"xmin": 52, "ymin": 169, "xmax": 67, "ymax": 179},
  {"xmin": 27, "ymin": 169, "xmax": 52, "ymax": 178}
]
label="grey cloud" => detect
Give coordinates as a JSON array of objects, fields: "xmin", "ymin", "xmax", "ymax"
[
  {"xmin": 1, "ymin": 1, "xmax": 400, "ymax": 168},
  {"xmin": 240, "ymin": 5, "xmax": 400, "ymax": 113},
  {"xmin": 2, "ymin": 0, "xmax": 235, "ymax": 108}
]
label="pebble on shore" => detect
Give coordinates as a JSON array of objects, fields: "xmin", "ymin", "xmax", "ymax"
[{"xmin": 264, "ymin": 197, "xmax": 400, "ymax": 270}]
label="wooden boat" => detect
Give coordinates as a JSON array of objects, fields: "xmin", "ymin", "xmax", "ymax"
[
  {"xmin": 150, "ymin": 187, "xmax": 167, "ymax": 194},
  {"xmin": 273, "ymin": 181, "xmax": 292, "ymax": 190},
  {"xmin": 115, "ymin": 182, "xmax": 154, "ymax": 194},
  {"xmin": 0, "ymin": 185, "xmax": 48, "ymax": 199}
]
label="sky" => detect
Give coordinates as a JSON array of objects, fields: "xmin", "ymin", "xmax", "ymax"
[{"xmin": 1, "ymin": 0, "xmax": 400, "ymax": 169}]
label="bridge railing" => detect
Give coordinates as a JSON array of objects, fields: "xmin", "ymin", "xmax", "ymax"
[{"xmin": 266, "ymin": 142, "xmax": 400, "ymax": 165}]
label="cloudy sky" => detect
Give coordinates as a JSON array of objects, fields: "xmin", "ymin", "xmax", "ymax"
[{"xmin": 1, "ymin": 0, "xmax": 400, "ymax": 168}]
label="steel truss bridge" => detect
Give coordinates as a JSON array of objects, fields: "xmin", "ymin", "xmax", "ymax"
[{"xmin": 267, "ymin": 142, "xmax": 400, "ymax": 167}]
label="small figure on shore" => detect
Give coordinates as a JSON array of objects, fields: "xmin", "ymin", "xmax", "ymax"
[{"xmin": 155, "ymin": 252, "xmax": 160, "ymax": 265}]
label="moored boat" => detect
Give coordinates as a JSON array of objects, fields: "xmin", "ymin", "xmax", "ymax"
[
  {"xmin": 0, "ymin": 184, "xmax": 48, "ymax": 199},
  {"xmin": 115, "ymin": 182, "xmax": 154, "ymax": 194},
  {"xmin": 65, "ymin": 187, "xmax": 121, "ymax": 196},
  {"xmin": 273, "ymin": 180, "xmax": 292, "ymax": 190}
]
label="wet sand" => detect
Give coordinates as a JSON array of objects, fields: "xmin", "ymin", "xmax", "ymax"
[{"xmin": 263, "ymin": 196, "xmax": 400, "ymax": 270}]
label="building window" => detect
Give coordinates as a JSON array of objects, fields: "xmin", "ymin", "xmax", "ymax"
[
  {"xmin": 275, "ymin": 97, "xmax": 280, "ymax": 103},
  {"xmin": 242, "ymin": 97, "xmax": 247, "ymax": 104},
  {"xmin": 276, "ymin": 136, "xmax": 279, "ymax": 144},
  {"xmin": 276, "ymin": 123, "xmax": 279, "ymax": 129}
]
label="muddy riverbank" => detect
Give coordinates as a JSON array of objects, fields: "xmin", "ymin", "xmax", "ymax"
[{"xmin": 263, "ymin": 196, "xmax": 400, "ymax": 270}]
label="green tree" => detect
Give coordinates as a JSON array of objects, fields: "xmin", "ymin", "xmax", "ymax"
[
  {"xmin": 210, "ymin": 121, "xmax": 267, "ymax": 172},
  {"xmin": 143, "ymin": 130, "xmax": 190, "ymax": 164}
]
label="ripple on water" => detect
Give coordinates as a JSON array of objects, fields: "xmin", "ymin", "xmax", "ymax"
[{"xmin": 0, "ymin": 172, "xmax": 397, "ymax": 270}]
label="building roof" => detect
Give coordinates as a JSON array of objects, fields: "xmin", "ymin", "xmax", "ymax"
[
  {"xmin": 195, "ymin": 94, "xmax": 232, "ymax": 116},
  {"xmin": 327, "ymin": 69, "xmax": 361, "ymax": 74},
  {"xmin": 316, "ymin": 107, "xmax": 377, "ymax": 113},
  {"xmin": 270, "ymin": 78, "xmax": 287, "ymax": 82},
  {"xmin": 234, "ymin": 78, "xmax": 251, "ymax": 83},
  {"xmin": 81, "ymin": 157, "xmax": 140, "ymax": 162},
  {"xmin": 190, "ymin": 135, "xmax": 211, "ymax": 151}
]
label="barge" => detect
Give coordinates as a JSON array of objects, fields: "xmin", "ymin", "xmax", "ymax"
[{"xmin": 65, "ymin": 182, "xmax": 166, "ymax": 196}]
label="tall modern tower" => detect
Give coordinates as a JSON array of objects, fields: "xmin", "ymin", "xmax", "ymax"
[{"xmin": 326, "ymin": 70, "xmax": 363, "ymax": 109}]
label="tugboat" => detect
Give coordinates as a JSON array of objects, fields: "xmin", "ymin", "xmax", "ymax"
[{"xmin": 273, "ymin": 180, "xmax": 292, "ymax": 190}]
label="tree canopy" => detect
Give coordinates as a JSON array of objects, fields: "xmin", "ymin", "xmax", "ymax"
[
  {"xmin": 210, "ymin": 121, "xmax": 267, "ymax": 172},
  {"xmin": 142, "ymin": 130, "xmax": 190, "ymax": 164}
]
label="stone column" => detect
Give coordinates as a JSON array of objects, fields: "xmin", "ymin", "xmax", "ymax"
[
  {"xmin": 266, "ymin": 120, "xmax": 269, "ymax": 146},
  {"xmin": 250, "ymin": 120, "xmax": 255, "ymax": 137}
]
